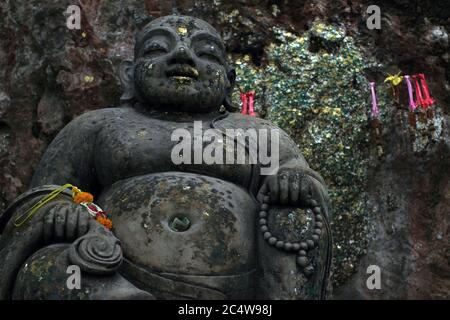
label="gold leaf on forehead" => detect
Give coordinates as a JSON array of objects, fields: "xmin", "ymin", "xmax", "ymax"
[{"xmin": 177, "ymin": 26, "xmax": 188, "ymax": 35}]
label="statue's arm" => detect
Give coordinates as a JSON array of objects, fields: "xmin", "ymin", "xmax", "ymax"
[
  {"xmin": 256, "ymin": 125, "xmax": 333, "ymax": 299},
  {"xmin": 258, "ymin": 125, "xmax": 331, "ymax": 215},
  {"xmin": 0, "ymin": 109, "xmax": 153, "ymax": 299},
  {"xmin": 30, "ymin": 110, "xmax": 105, "ymax": 192}
]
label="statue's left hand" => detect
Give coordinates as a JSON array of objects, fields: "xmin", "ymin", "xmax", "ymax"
[
  {"xmin": 257, "ymin": 169, "xmax": 314, "ymax": 206},
  {"xmin": 42, "ymin": 202, "xmax": 91, "ymax": 244}
]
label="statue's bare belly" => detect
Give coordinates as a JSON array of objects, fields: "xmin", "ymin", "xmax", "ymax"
[{"xmin": 97, "ymin": 172, "xmax": 258, "ymax": 299}]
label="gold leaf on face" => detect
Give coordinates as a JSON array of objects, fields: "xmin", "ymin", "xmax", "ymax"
[{"xmin": 177, "ymin": 26, "xmax": 188, "ymax": 35}]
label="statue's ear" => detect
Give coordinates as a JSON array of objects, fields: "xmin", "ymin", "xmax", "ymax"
[
  {"xmin": 224, "ymin": 68, "xmax": 238, "ymax": 112},
  {"xmin": 119, "ymin": 60, "xmax": 135, "ymax": 103}
]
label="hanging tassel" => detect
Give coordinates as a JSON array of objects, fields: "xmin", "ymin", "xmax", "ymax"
[
  {"xmin": 404, "ymin": 75, "xmax": 417, "ymax": 129},
  {"xmin": 241, "ymin": 91, "xmax": 256, "ymax": 117},
  {"xmin": 417, "ymin": 74, "xmax": 437, "ymax": 137},
  {"xmin": 240, "ymin": 92, "xmax": 248, "ymax": 115},
  {"xmin": 418, "ymin": 73, "xmax": 435, "ymax": 109},
  {"xmin": 369, "ymin": 82, "xmax": 380, "ymax": 118},
  {"xmin": 404, "ymin": 75, "xmax": 416, "ymax": 112},
  {"xmin": 246, "ymin": 91, "xmax": 256, "ymax": 117},
  {"xmin": 412, "ymin": 74, "xmax": 425, "ymax": 108},
  {"xmin": 418, "ymin": 73, "xmax": 436, "ymax": 121},
  {"xmin": 412, "ymin": 74, "xmax": 427, "ymax": 124}
]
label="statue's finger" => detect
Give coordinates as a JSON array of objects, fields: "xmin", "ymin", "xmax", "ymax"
[
  {"xmin": 66, "ymin": 204, "xmax": 78, "ymax": 242},
  {"xmin": 54, "ymin": 206, "xmax": 67, "ymax": 242},
  {"xmin": 77, "ymin": 209, "xmax": 90, "ymax": 238},
  {"xmin": 300, "ymin": 176, "xmax": 312, "ymax": 205},
  {"xmin": 268, "ymin": 176, "xmax": 279, "ymax": 203},
  {"xmin": 289, "ymin": 173, "xmax": 300, "ymax": 204},
  {"xmin": 43, "ymin": 209, "xmax": 55, "ymax": 243},
  {"xmin": 257, "ymin": 182, "xmax": 268, "ymax": 203},
  {"xmin": 279, "ymin": 172, "xmax": 289, "ymax": 205}
]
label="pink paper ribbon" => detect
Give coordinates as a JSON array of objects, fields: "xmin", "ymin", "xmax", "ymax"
[
  {"xmin": 404, "ymin": 75, "xmax": 416, "ymax": 112},
  {"xmin": 369, "ymin": 82, "xmax": 379, "ymax": 118}
]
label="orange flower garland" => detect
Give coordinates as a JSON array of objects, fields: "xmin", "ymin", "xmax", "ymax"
[
  {"xmin": 96, "ymin": 215, "xmax": 113, "ymax": 229},
  {"xmin": 73, "ymin": 191, "xmax": 94, "ymax": 204},
  {"xmin": 72, "ymin": 186, "xmax": 112, "ymax": 229},
  {"xmin": 79, "ymin": 202, "xmax": 113, "ymax": 230},
  {"xmin": 13, "ymin": 184, "xmax": 113, "ymax": 230},
  {"xmin": 69, "ymin": 186, "xmax": 113, "ymax": 229}
]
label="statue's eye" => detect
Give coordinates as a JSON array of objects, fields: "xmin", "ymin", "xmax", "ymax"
[
  {"xmin": 143, "ymin": 42, "xmax": 168, "ymax": 57},
  {"xmin": 197, "ymin": 49, "xmax": 222, "ymax": 64}
]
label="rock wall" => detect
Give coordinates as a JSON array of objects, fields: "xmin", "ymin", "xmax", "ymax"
[{"xmin": 0, "ymin": 0, "xmax": 448, "ymax": 299}]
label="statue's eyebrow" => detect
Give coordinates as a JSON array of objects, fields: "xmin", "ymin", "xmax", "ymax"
[
  {"xmin": 139, "ymin": 27, "xmax": 176, "ymax": 44},
  {"xmin": 190, "ymin": 32, "xmax": 225, "ymax": 53}
]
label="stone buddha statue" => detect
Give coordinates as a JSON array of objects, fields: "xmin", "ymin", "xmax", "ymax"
[{"xmin": 0, "ymin": 15, "xmax": 332, "ymax": 300}]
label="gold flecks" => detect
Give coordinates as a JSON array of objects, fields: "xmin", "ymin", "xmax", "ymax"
[
  {"xmin": 177, "ymin": 26, "xmax": 188, "ymax": 35},
  {"xmin": 137, "ymin": 130, "xmax": 147, "ymax": 138},
  {"xmin": 84, "ymin": 75, "xmax": 94, "ymax": 83}
]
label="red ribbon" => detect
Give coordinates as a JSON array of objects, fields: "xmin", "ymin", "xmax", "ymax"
[
  {"xmin": 412, "ymin": 75, "xmax": 425, "ymax": 108},
  {"xmin": 417, "ymin": 73, "xmax": 435, "ymax": 109},
  {"xmin": 240, "ymin": 92, "xmax": 248, "ymax": 115},
  {"xmin": 240, "ymin": 91, "xmax": 256, "ymax": 116}
]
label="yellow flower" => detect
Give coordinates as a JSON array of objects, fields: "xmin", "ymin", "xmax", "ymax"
[{"xmin": 384, "ymin": 72, "xmax": 403, "ymax": 86}]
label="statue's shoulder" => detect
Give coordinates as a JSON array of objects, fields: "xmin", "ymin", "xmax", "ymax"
[
  {"xmin": 71, "ymin": 107, "xmax": 126, "ymax": 125},
  {"xmin": 217, "ymin": 113, "xmax": 279, "ymax": 131},
  {"xmin": 217, "ymin": 113, "xmax": 293, "ymax": 141},
  {"xmin": 55, "ymin": 107, "xmax": 128, "ymax": 139},
  {"xmin": 217, "ymin": 112, "xmax": 305, "ymax": 162},
  {"xmin": 67, "ymin": 107, "xmax": 127, "ymax": 131}
]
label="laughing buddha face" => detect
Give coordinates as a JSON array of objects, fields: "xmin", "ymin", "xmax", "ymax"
[{"xmin": 120, "ymin": 15, "xmax": 235, "ymax": 113}]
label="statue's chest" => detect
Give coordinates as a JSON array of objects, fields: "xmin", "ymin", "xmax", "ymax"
[
  {"xmin": 95, "ymin": 117, "xmax": 177, "ymax": 183},
  {"xmin": 94, "ymin": 116, "xmax": 253, "ymax": 188}
]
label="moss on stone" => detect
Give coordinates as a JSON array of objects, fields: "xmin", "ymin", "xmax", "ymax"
[{"xmin": 230, "ymin": 21, "xmax": 383, "ymax": 286}]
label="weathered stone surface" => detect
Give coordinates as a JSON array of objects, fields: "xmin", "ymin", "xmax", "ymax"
[{"xmin": 0, "ymin": 0, "xmax": 448, "ymax": 299}]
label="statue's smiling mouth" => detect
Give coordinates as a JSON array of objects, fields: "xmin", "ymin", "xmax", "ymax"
[{"xmin": 166, "ymin": 65, "xmax": 199, "ymax": 81}]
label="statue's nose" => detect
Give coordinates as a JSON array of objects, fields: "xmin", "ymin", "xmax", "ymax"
[{"xmin": 168, "ymin": 45, "xmax": 195, "ymax": 66}]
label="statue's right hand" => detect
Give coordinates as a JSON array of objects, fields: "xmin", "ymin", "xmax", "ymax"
[{"xmin": 42, "ymin": 202, "xmax": 91, "ymax": 243}]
